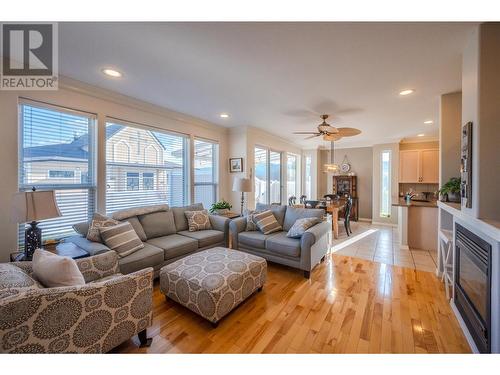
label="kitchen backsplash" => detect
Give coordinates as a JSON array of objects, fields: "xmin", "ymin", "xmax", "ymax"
[{"xmin": 399, "ymin": 183, "xmax": 439, "ymax": 199}]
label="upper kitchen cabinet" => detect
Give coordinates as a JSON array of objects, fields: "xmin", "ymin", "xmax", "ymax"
[{"xmin": 399, "ymin": 149, "xmax": 439, "ymax": 183}]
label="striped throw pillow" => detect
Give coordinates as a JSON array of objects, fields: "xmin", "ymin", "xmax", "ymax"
[
  {"xmin": 254, "ymin": 210, "xmax": 282, "ymax": 235},
  {"xmin": 99, "ymin": 222, "xmax": 144, "ymax": 258}
]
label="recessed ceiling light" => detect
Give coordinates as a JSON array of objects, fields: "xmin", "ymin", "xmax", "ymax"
[
  {"xmin": 424, "ymin": 120, "xmax": 434, "ymax": 124},
  {"xmin": 399, "ymin": 89, "xmax": 415, "ymax": 96},
  {"xmin": 102, "ymin": 68, "xmax": 123, "ymax": 78},
  {"xmin": 417, "ymin": 133, "xmax": 425, "ymax": 137},
  {"xmin": 219, "ymin": 113, "xmax": 229, "ymax": 118}
]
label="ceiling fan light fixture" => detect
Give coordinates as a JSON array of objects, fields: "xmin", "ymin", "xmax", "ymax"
[{"xmin": 324, "ymin": 163, "xmax": 340, "ymax": 173}]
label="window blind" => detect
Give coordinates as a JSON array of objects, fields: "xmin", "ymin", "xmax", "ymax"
[
  {"xmin": 193, "ymin": 138, "xmax": 218, "ymax": 209},
  {"xmin": 19, "ymin": 102, "xmax": 96, "ymax": 244},
  {"xmin": 105, "ymin": 121, "xmax": 188, "ymax": 214}
]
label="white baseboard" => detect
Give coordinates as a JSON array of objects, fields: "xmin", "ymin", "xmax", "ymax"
[
  {"xmin": 358, "ymin": 218, "xmax": 372, "ymax": 223},
  {"xmin": 371, "ymin": 221, "xmax": 397, "ymax": 227}
]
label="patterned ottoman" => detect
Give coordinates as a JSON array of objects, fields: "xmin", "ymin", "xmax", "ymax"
[{"xmin": 159, "ymin": 247, "xmax": 267, "ymax": 326}]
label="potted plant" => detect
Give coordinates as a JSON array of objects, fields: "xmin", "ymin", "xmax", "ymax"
[
  {"xmin": 438, "ymin": 177, "xmax": 461, "ymax": 203},
  {"xmin": 209, "ymin": 199, "xmax": 232, "ymax": 214}
]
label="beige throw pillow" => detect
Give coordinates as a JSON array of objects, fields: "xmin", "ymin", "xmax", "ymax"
[
  {"xmin": 32, "ymin": 249, "xmax": 85, "ymax": 288},
  {"xmin": 184, "ymin": 209, "xmax": 212, "ymax": 232},
  {"xmin": 99, "ymin": 222, "xmax": 144, "ymax": 258},
  {"xmin": 87, "ymin": 213, "xmax": 119, "ymax": 243},
  {"xmin": 253, "ymin": 210, "xmax": 282, "ymax": 235}
]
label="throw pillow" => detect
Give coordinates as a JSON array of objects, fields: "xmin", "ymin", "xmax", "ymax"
[
  {"xmin": 244, "ymin": 210, "xmax": 262, "ymax": 231},
  {"xmin": 32, "ymin": 249, "xmax": 85, "ymax": 288},
  {"xmin": 87, "ymin": 213, "xmax": 119, "ymax": 243},
  {"xmin": 253, "ymin": 210, "xmax": 282, "ymax": 235},
  {"xmin": 99, "ymin": 222, "xmax": 144, "ymax": 258},
  {"xmin": 286, "ymin": 217, "xmax": 322, "ymax": 238},
  {"xmin": 184, "ymin": 209, "xmax": 212, "ymax": 232}
]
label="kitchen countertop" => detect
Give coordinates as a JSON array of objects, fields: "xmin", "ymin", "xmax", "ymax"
[{"xmin": 392, "ymin": 197, "xmax": 438, "ymax": 208}]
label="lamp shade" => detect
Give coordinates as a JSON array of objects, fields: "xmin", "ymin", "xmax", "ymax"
[
  {"xmin": 232, "ymin": 177, "xmax": 253, "ymax": 193},
  {"xmin": 11, "ymin": 190, "xmax": 62, "ymax": 223}
]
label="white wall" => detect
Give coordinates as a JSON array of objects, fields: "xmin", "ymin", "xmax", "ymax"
[
  {"xmin": 0, "ymin": 77, "xmax": 230, "ymax": 262},
  {"xmin": 372, "ymin": 143, "xmax": 400, "ymax": 225}
]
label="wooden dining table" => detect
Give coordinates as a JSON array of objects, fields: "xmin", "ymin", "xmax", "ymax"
[{"xmin": 325, "ymin": 199, "xmax": 347, "ymax": 239}]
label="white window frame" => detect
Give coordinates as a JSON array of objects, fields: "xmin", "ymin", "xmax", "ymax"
[
  {"xmin": 254, "ymin": 146, "xmax": 283, "ymax": 205},
  {"xmin": 380, "ymin": 149, "xmax": 392, "ymax": 218},
  {"xmin": 193, "ymin": 137, "xmax": 219, "ymax": 207}
]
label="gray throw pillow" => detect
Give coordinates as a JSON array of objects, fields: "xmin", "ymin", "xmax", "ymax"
[
  {"xmin": 286, "ymin": 217, "xmax": 321, "ymax": 238},
  {"xmin": 99, "ymin": 222, "xmax": 144, "ymax": 258},
  {"xmin": 253, "ymin": 210, "xmax": 282, "ymax": 235},
  {"xmin": 244, "ymin": 210, "xmax": 262, "ymax": 231}
]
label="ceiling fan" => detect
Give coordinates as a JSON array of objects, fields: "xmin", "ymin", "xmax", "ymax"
[{"xmin": 293, "ymin": 114, "xmax": 361, "ymax": 141}]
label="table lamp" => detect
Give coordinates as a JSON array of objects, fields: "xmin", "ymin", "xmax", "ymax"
[
  {"xmin": 232, "ymin": 177, "xmax": 253, "ymax": 214},
  {"xmin": 11, "ymin": 188, "xmax": 62, "ymax": 260}
]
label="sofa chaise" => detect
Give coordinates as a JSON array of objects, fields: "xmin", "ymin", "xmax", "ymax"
[
  {"xmin": 67, "ymin": 203, "xmax": 230, "ymax": 277},
  {"xmin": 229, "ymin": 203, "xmax": 330, "ymax": 278}
]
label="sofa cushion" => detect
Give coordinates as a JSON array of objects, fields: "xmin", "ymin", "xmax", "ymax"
[
  {"xmin": 177, "ymin": 230, "xmax": 224, "ymax": 248},
  {"xmin": 139, "ymin": 210, "xmax": 176, "ymax": 239},
  {"xmin": 99, "ymin": 222, "xmax": 144, "ymax": 258},
  {"xmin": 32, "ymin": 249, "xmax": 86, "ymax": 287},
  {"xmin": 253, "ymin": 210, "xmax": 282, "ymax": 235},
  {"xmin": 118, "ymin": 243, "xmax": 164, "ymax": 274},
  {"xmin": 87, "ymin": 213, "xmax": 119, "ymax": 243},
  {"xmin": 238, "ymin": 231, "xmax": 271, "ymax": 249},
  {"xmin": 172, "ymin": 203, "xmax": 204, "ymax": 232},
  {"xmin": 255, "ymin": 203, "xmax": 287, "ymax": 227},
  {"xmin": 265, "ymin": 232, "xmax": 301, "ymax": 258},
  {"xmin": 121, "ymin": 216, "xmax": 147, "ymax": 242},
  {"xmin": 146, "ymin": 234, "xmax": 199, "ymax": 260},
  {"xmin": 72, "ymin": 221, "xmax": 90, "ymax": 236},
  {"xmin": 287, "ymin": 217, "xmax": 322, "ymax": 238},
  {"xmin": 185, "ymin": 209, "xmax": 212, "ymax": 232},
  {"xmin": 0, "ymin": 263, "xmax": 42, "ymax": 299},
  {"xmin": 283, "ymin": 206, "xmax": 324, "ymax": 231},
  {"xmin": 111, "ymin": 204, "xmax": 169, "ymax": 221}
]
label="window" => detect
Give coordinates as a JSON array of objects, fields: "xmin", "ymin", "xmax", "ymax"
[
  {"xmin": 143, "ymin": 172, "xmax": 155, "ymax": 190},
  {"xmin": 254, "ymin": 147, "xmax": 282, "ymax": 205},
  {"xmin": 380, "ymin": 150, "xmax": 391, "ymax": 217},
  {"xmin": 304, "ymin": 155, "xmax": 312, "ymax": 198},
  {"xmin": 194, "ymin": 138, "xmax": 219, "ymax": 208},
  {"xmin": 106, "ymin": 121, "xmax": 188, "ymax": 214},
  {"xmin": 286, "ymin": 153, "xmax": 299, "ymax": 200},
  {"xmin": 126, "ymin": 172, "xmax": 140, "ymax": 190},
  {"xmin": 19, "ymin": 102, "xmax": 96, "ymax": 243}
]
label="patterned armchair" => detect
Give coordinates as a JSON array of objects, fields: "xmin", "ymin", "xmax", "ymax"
[{"xmin": 0, "ymin": 251, "xmax": 153, "ymax": 353}]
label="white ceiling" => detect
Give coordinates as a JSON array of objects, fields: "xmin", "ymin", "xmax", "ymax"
[{"xmin": 59, "ymin": 22, "xmax": 475, "ymax": 148}]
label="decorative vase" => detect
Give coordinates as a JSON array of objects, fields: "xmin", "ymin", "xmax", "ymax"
[
  {"xmin": 215, "ymin": 209, "xmax": 229, "ymax": 215},
  {"xmin": 447, "ymin": 192, "xmax": 461, "ymax": 203}
]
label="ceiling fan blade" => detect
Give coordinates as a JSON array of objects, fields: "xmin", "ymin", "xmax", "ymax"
[
  {"xmin": 304, "ymin": 134, "xmax": 321, "ymax": 140},
  {"xmin": 337, "ymin": 127, "xmax": 361, "ymax": 137},
  {"xmin": 323, "ymin": 134, "xmax": 343, "ymax": 141},
  {"xmin": 293, "ymin": 131, "xmax": 320, "ymax": 135}
]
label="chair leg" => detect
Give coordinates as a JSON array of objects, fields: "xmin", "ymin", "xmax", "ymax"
[
  {"xmin": 138, "ymin": 329, "xmax": 152, "ymax": 348},
  {"xmin": 344, "ymin": 219, "xmax": 350, "ymax": 237}
]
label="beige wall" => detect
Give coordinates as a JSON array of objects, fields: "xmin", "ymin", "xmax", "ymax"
[
  {"xmin": 320, "ymin": 147, "xmax": 373, "ymax": 220},
  {"xmin": 439, "ymin": 92, "xmax": 462, "ymax": 186},
  {"xmin": 462, "ymin": 23, "xmax": 500, "ymax": 220},
  {"xmin": 0, "ymin": 77, "xmax": 230, "ymax": 262}
]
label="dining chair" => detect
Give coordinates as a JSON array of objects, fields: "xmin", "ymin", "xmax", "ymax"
[
  {"xmin": 288, "ymin": 196, "xmax": 297, "ymax": 206},
  {"xmin": 343, "ymin": 196, "xmax": 353, "ymax": 236}
]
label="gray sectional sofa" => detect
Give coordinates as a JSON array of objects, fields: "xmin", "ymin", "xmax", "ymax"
[
  {"xmin": 67, "ymin": 203, "xmax": 230, "ymax": 276},
  {"xmin": 229, "ymin": 203, "xmax": 330, "ymax": 278}
]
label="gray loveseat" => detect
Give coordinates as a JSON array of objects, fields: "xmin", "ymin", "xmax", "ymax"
[
  {"xmin": 67, "ymin": 203, "xmax": 230, "ymax": 277},
  {"xmin": 229, "ymin": 203, "xmax": 330, "ymax": 278}
]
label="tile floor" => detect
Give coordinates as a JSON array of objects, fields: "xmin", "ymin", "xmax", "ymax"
[{"xmin": 330, "ymin": 221, "xmax": 438, "ymax": 272}]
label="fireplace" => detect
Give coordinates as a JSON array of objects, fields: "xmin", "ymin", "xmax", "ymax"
[{"xmin": 454, "ymin": 223, "xmax": 492, "ymax": 353}]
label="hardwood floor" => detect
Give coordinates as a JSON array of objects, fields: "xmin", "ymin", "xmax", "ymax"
[{"xmin": 115, "ymin": 253, "xmax": 470, "ymax": 354}]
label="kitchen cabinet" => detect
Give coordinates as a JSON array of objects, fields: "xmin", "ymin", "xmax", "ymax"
[{"xmin": 399, "ymin": 149, "xmax": 439, "ymax": 183}]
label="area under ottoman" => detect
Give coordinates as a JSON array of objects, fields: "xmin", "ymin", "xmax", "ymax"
[{"xmin": 159, "ymin": 247, "xmax": 267, "ymax": 326}]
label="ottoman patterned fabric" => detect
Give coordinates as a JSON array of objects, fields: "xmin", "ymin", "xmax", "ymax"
[{"xmin": 160, "ymin": 247, "xmax": 267, "ymax": 323}]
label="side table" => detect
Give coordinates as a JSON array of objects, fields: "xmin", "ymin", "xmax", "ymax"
[{"xmin": 10, "ymin": 242, "xmax": 90, "ymax": 262}]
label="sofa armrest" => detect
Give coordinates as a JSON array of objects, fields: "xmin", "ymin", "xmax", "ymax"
[
  {"xmin": 65, "ymin": 235, "xmax": 111, "ymax": 256},
  {"xmin": 0, "ymin": 267, "xmax": 154, "ymax": 354},
  {"xmin": 75, "ymin": 251, "xmax": 119, "ymax": 283},
  {"xmin": 209, "ymin": 214, "xmax": 230, "ymax": 233},
  {"xmin": 229, "ymin": 217, "xmax": 247, "ymax": 249},
  {"xmin": 300, "ymin": 221, "xmax": 330, "ymax": 272}
]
